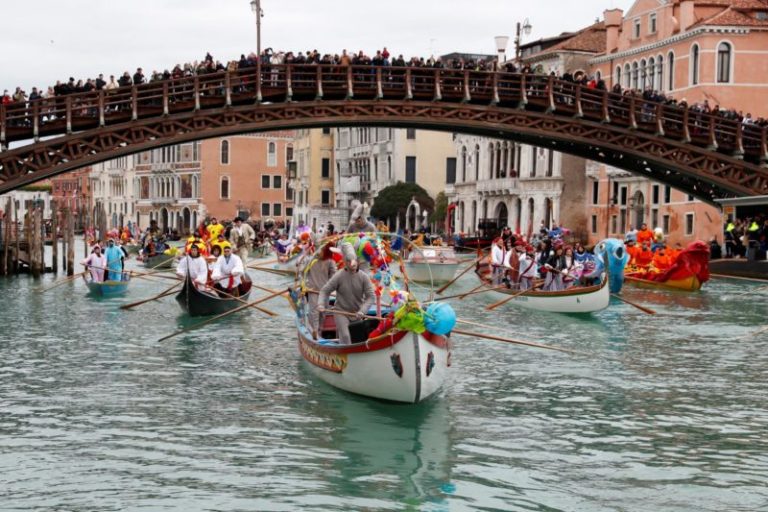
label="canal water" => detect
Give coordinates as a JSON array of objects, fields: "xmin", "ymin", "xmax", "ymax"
[{"xmin": 1, "ymin": 250, "xmax": 766, "ymax": 511}]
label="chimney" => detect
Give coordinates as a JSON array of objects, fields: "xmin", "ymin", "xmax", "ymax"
[
  {"xmin": 679, "ymin": 0, "xmax": 695, "ymax": 32},
  {"xmin": 604, "ymin": 8, "xmax": 623, "ymax": 53}
]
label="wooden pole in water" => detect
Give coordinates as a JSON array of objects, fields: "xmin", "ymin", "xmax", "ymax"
[
  {"xmin": 13, "ymin": 200, "xmax": 19, "ymax": 273},
  {"xmin": 61, "ymin": 207, "xmax": 68, "ymax": 273},
  {"xmin": 2, "ymin": 198, "xmax": 10, "ymax": 275},
  {"xmin": 66, "ymin": 208, "xmax": 75, "ymax": 276},
  {"xmin": 30, "ymin": 207, "xmax": 41, "ymax": 278},
  {"xmin": 51, "ymin": 202, "xmax": 58, "ymax": 274},
  {"xmin": 24, "ymin": 210, "xmax": 31, "ymax": 271}
]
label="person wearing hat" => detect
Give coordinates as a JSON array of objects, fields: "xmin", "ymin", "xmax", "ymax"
[
  {"xmin": 318, "ymin": 244, "xmax": 375, "ymax": 345},
  {"xmin": 176, "ymin": 243, "xmax": 208, "ymax": 290},
  {"xmin": 625, "ymin": 239, "xmax": 640, "ymax": 267},
  {"xmin": 490, "ymin": 237, "xmax": 509, "ymax": 286},
  {"xmin": 346, "ymin": 202, "xmax": 376, "ymax": 233},
  {"xmin": 81, "ymin": 244, "xmax": 107, "ymax": 283},
  {"xmin": 543, "ymin": 240, "xmax": 568, "ymax": 291},
  {"xmin": 230, "ymin": 217, "xmax": 256, "ymax": 262},
  {"xmin": 211, "ymin": 242, "xmax": 245, "ymax": 297},
  {"xmin": 104, "ymin": 238, "xmax": 125, "ymax": 282},
  {"xmin": 518, "ymin": 244, "xmax": 537, "ymax": 291},
  {"xmin": 301, "ymin": 244, "xmax": 338, "ymax": 338}
]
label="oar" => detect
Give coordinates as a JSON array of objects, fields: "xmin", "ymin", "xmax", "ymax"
[
  {"xmin": 435, "ymin": 250, "xmax": 488, "ymax": 295},
  {"xmin": 740, "ymin": 324, "xmax": 768, "ymax": 341},
  {"xmin": 247, "ymin": 258, "xmax": 278, "ymax": 268},
  {"xmin": 458, "ymin": 283, "xmax": 486, "ymax": 300},
  {"xmin": 38, "ymin": 271, "xmax": 87, "ymax": 292},
  {"xmin": 734, "ymin": 283, "xmax": 768, "ymax": 296},
  {"xmin": 486, "ymin": 284, "xmax": 542, "ymax": 311},
  {"xmin": 451, "ymin": 328, "xmax": 576, "ymax": 354},
  {"xmin": 207, "ymin": 286, "xmax": 278, "ymax": 317},
  {"xmin": 157, "ymin": 288, "xmax": 289, "ymax": 342},
  {"xmin": 320, "ymin": 308, "xmax": 387, "ymax": 321},
  {"xmin": 611, "ymin": 294, "xmax": 656, "ymax": 315},
  {"xmin": 427, "ymin": 285, "xmax": 508, "ymax": 303},
  {"xmin": 120, "ymin": 282, "xmax": 183, "ymax": 310},
  {"xmin": 248, "ymin": 266, "xmax": 295, "ymax": 277},
  {"xmin": 710, "ymin": 273, "xmax": 768, "ymax": 284}
]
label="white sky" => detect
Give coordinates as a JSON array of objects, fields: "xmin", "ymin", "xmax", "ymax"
[{"xmin": 1, "ymin": 0, "xmax": 633, "ymax": 92}]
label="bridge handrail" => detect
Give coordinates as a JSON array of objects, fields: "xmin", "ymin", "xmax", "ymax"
[{"xmin": 0, "ymin": 64, "xmax": 765, "ymax": 163}]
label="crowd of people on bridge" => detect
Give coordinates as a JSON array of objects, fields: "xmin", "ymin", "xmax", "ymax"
[{"xmin": 3, "ymin": 47, "xmax": 766, "ymax": 134}]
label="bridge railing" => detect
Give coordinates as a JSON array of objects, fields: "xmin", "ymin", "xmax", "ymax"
[{"xmin": 1, "ymin": 64, "xmax": 767, "ymax": 164}]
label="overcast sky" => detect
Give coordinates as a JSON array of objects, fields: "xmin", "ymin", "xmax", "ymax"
[{"xmin": 1, "ymin": 0, "xmax": 632, "ymax": 92}]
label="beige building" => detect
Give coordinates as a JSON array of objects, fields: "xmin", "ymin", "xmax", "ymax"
[{"xmin": 290, "ymin": 128, "xmax": 347, "ymax": 231}]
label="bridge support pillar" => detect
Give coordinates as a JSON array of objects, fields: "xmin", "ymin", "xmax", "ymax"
[
  {"xmin": 681, "ymin": 109, "xmax": 691, "ymax": 143},
  {"xmin": 316, "ymin": 66, "xmax": 324, "ymax": 100},
  {"xmin": 491, "ymin": 73, "xmax": 499, "ymax": 105},
  {"xmin": 346, "ymin": 66, "xmax": 354, "ymax": 100},
  {"xmin": 462, "ymin": 70, "xmax": 471, "ymax": 103},
  {"xmin": 601, "ymin": 90, "xmax": 610, "ymax": 123},
  {"xmin": 655, "ymin": 103, "xmax": 665, "ymax": 137},
  {"xmin": 287, "ymin": 66, "xmax": 294, "ymax": 102},
  {"xmin": 517, "ymin": 74, "xmax": 528, "ymax": 110},
  {"xmin": 545, "ymin": 75, "xmax": 556, "ymax": 114},
  {"xmin": 405, "ymin": 69, "xmax": 413, "ymax": 100},
  {"xmin": 573, "ymin": 87, "xmax": 583, "ymax": 118},
  {"xmin": 375, "ymin": 68, "xmax": 383, "ymax": 100},
  {"xmin": 732, "ymin": 122, "xmax": 745, "ymax": 160},
  {"xmin": 707, "ymin": 116, "xmax": 718, "ymax": 151},
  {"xmin": 433, "ymin": 69, "xmax": 442, "ymax": 102}
]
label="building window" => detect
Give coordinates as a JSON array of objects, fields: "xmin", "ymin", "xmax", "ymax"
[
  {"xmin": 652, "ymin": 184, "xmax": 659, "ymax": 204},
  {"xmin": 446, "ymin": 157, "xmax": 457, "ymax": 184},
  {"xmin": 405, "ymin": 156, "xmax": 416, "ymax": 183},
  {"xmin": 322, "ymin": 127, "xmax": 331, "ymax": 134},
  {"xmin": 286, "ymin": 186, "xmax": 294, "ymax": 201},
  {"xmin": 663, "ymin": 214, "xmax": 670, "ymax": 234},
  {"xmin": 530, "ymin": 148, "xmax": 537, "ymax": 178},
  {"xmin": 286, "ymin": 144, "xmax": 294, "ymax": 163},
  {"xmin": 668, "ymin": 52, "xmax": 675, "ymax": 90},
  {"xmin": 273, "ymin": 203, "xmax": 282, "ymax": 216},
  {"xmin": 546, "ymin": 149, "xmax": 554, "ymax": 177},
  {"xmin": 261, "ymin": 203, "xmax": 270, "ymax": 216},
  {"xmin": 633, "ymin": 18, "xmax": 641, "ymax": 38},
  {"xmin": 632, "ymin": 62, "xmax": 639, "ymax": 89},
  {"xmin": 321, "ymin": 158, "xmax": 330, "ymax": 178},
  {"xmin": 615, "ymin": 66, "xmax": 622, "ymax": 87},
  {"xmin": 286, "ymin": 207, "xmax": 293, "ymax": 217},
  {"xmin": 591, "ymin": 215, "xmax": 597, "ymax": 234},
  {"xmin": 406, "ymin": 129, "xmax": 416, "ymax": 140},
  {"xmin": 273, "ymin": 175, "xmax": 282, "ymax": 189},
  {"xmin": 664, "ymin": 185, "xmax": 671, "ymax": 204},
  {"xmin": 461, "ymin": 146, "xmax": 467, "ymax": 182},
  {"xmin": 268, "ymin": 142, "xmax": 277, "ymax": 167},
  {"xmin": 220, "ymin": 176, "xmax": 230, "ymax": 199},
  {"xmin": 321, "ymin": 189, "xmax": 331, "ymax": 205},
  {"xmin": 611, "ymin": 215, "xmax": 618, "ymax": 234},
  {"xmin": 648, "ymin": 57, "xmax": 655, "ymax": 90},
  {"xmin": 624, "ymin": 63, "xmax": 631, "ymax": 89},
  {"xmin": 651, "ymin": 208, "xmax": 658, "ymax": 228},
  {"xmin": 475, "ymin": 145, "xmax": 480, "ymax": 180},
  {"xmin": 657, "ymin": 55, "xmax": 664, "ymax": 91},
  {"xmin": 685, "ymin": 213, "xmax": 694, "ymax": 235},
  {"xmin": 717, "ymin": 42, "xmax": 732, "ymax": 83},
  {"xmin": 691, "ymin": 44, "xmax": 700, "ymax": 86},
  {"xmin": 649, "ymin": 13, "xmax": 657, "ymax": 34},
  {"xmin": 592, "ymin": 181, "xmax": 599, "ymax": 205},
  {"xmin": 640, "ymin": 59, "xmax": 647, "ymax": 89},
  {"xmin": 220, "ymin": 140, "xmax": 230, "ymax": 165},
  {"xmin": 261, "ymin": 175, "xmax": 270, "ymax": 189}
]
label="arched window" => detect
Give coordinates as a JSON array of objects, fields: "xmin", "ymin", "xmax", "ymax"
[
  {"xmin": 220, "ymin": 176, "xmax": 230, "ymax": 199},
  {"xmin": 632, "ymin": 62, "xmax": 639, "ymax": 90},
  {"xmin": 648, "ymin": 57, "xmax": 655, "ymax": 91},
  {"xmin": 387, "ymin": 156, "xmax": 392, "ymax": 180},
  {"xmin": 690, "ymin": 44, "xmax": 700, "ymax": 86},
  {"xmin": 717, "ymin": 42, "xmax": 732, "ymax": 83},
  {"xmin": 461, "ymin": 146, "xmax": 467, "ymax": 182},
  {"xmin": 640, "ymin": 59, "xmax": 647, "ymax": 89},
  {"xmin": 615, "ymin": 66, "xmax": 622, "ymax": 87},
  {"xmin": 268, "ymin": 142, "xmax": 277, "ymax": 166},
  {"xmin": 667, "ymin": 51, "xmax": 675, "ymax": 90},
  {"xmin": 657, "ymin": 55, "xmax": 664, "ymax": 91},
  {"xmin": 488, "ymin": 143, "xmax": 494, "ymax": 179},
  {"xmin": 474, "ymin": 144, "xmax": 480, "ymax": 180},
  {"xmin": 624, "ymin": 64, "xmax": 631, "ymax": 89},
  {"xmin": 220, "ymin": 140, "xmax": 230, "ymax": 165}
]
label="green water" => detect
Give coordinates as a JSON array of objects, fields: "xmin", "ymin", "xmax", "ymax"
[{"xmin": 1, "ymin": 254, "xmax": 767, "ymax": 511}]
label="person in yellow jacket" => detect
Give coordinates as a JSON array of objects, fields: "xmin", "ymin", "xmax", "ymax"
[{"xmin": 206, "ymin": 218, "xmax": 224, "ymax": 242}]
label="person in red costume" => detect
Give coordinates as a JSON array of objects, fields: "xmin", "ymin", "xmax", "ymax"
[
  {"xmin": 636, "ymin": 223, "xmax": 654, "ymax": 247},
  {"xmin": 635, "ymin": 242, "xmax": 653, "ymax": 268}
]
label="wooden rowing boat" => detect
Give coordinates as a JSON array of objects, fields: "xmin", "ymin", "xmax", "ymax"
[
  {"xmin": 142, "ymin": 252, "xmax": 175, "ymax": 270},
  {"xmin": 403, "ymin": 247, "xmax": 460, "ymax": 284},
  {"xmin": 294, "ymin": 315, "xmax": 449, "ymax": 403},
  {"xmin": 475, "ymin": 258, "xmax": 610, "ymax": 313},
  {"xmin": 624, "ymin": 273, "xmax": 703, "ymax": 291},
  {"xmin": 175, "ymin": 274, "xmax": 253, "ymax": 316},
  {"xmin": 84, "ymin": 273, "xmax": 131, "ymax": 297},
  {"xmin": 624, "ymin": 241, "xmax": 710, "ymax": 292}
]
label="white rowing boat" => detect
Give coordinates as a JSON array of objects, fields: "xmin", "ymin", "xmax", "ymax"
[{"xmin": 403, "ymin": 247, "xmax": 460, "ymax": 285}]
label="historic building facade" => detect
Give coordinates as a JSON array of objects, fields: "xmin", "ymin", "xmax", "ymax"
[
  {"xmin": 585, "ymin": 0, "xmax": 768, "ymax": 245},
  {"xmin": 90, "ymin": 157, "xmax": 137, "ymax": 231}
]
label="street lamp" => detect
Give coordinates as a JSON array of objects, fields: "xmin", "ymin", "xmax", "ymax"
[
  {"xmin": 250, "ymin": 0, "xmax": 264, "ymax": 102},
  {"xmin": 494, "ymin": 36, "xmax": 509, "ymax": 68},
  {"xmin": 514, "ymin": 18, "xmax": 533, "ymax": 64}
]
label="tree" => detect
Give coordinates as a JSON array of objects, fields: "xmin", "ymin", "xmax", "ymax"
[
  {"xmin": 429, "ymin": 191, "xmax": 448, "ymax": 230},
  {"xmin": 370, "ymin": 182, "xmax": 434, "ymax": 229}
]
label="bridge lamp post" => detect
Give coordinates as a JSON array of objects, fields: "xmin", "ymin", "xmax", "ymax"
[
  {"xmin": 514, "ymin": 18, "xmax": 533, "ymax": 64},
  {"xmin": 494, "ymin": 36, "xmax": 509, "ymax": 69},
  {"xmin": 250, "ymin": 0, "xmax": 263, "ymax": 101}
]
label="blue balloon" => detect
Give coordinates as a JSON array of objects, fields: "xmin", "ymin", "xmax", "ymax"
[{"xmin": 424, "ymin": 303, "xmax": 457, "ymax": 336}]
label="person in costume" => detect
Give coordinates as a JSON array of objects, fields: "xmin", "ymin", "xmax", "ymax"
[
  {"xmin": 302, "ymin": 244, "xmax": 337, "ymax": 338},
  {"xmin": 507, "ymin": 240, "xmax": 524, "ymax": 286},
  {"xmin": 211, "ymin": 242, "xmax": 245, "ymax": 297},
  {"xmin": 229, "ymin": 217, "xmax": 256, "ymax": 263},
  {"xmin": 103, "ymin": 239, "xmax": 125, "ymax": 281},
  {"xmin": 206, "ymin": 217, "xmax": 224, "ymax": 242},
  {"xmin": 636, "ymin": 223, "xmax": 654, "ymax": 247},
  {"xmin": 490, "ymin": 237, "xmax": 508, "ymax": 286},
  {"xmin": 275, "ymin": 233, "xmax": 295, "ymax": 261},
  {"xmin": 518, "ymin": 244, "xmax": 537, "ymax": 291},
  {"xmin": 543, "ymin": 240, "xmax": 568, "ymax": 291},
  {"xmin": 635, "ymin": 242, "xmax": 653, "ymax": 268},
  {"xmin": 346, "ymin": 202, "xmax": 376, "ymax": 233},
  {"xmin": 625, "ymin": 239, "xmax": 641, "ymax": 267},
  {"xmin": 318, "ymin": 246, "xmax": 375, "ymax": 345},
  {"xmin": 81, "ymin": 244, "xmax": 107, "ymax": 282},
  {"xmin": 652, "ymin": 245, "xmax": 672, "ymax": 271},
  {"xmin": 176, "ymin": 243, "xmax": 208, "ymax": 290}
]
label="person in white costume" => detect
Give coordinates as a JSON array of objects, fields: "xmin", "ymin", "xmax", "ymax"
[
  {"xmin": 81, "ymin": 244, "xmax": 107, "ymax": 282},
  {"xmin": 176, "ymin": 244, "xmax": 209, "ymax": 290},
  {"xmin": 211, "ymin": 243, "xmax": 245, "ymax": 296}
]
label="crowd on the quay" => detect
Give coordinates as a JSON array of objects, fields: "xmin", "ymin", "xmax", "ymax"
[
  {"xmin": 723, "ymin": 214, "xmax": 768, "ymax": 259},
  {"xmin": 2, "ymin": 47, "xmax": 765, "ymax": 131}
]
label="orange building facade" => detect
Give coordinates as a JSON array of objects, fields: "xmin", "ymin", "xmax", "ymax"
[
  {"xmin": 200, "ymin": 132, "xmax": 295, "ymax": 228},
  {"xmin": 585, "ymin": 0, "xmax": 768, "ymax": 245}
]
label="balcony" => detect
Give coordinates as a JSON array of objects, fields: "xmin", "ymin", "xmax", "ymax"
[{"xmin": 477, "ymin": 177, "xmax": 518, "ymax": 196}]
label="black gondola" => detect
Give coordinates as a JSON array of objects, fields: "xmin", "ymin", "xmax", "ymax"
[{"xmin": 175, "ymin": 274, "xmax": 253, "ymax": 317}]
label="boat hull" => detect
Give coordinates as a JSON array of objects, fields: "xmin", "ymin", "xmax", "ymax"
[
  {"xmin": 86, "ymin": 277, "xmax": 131, "ymax": 297},
  {"xmin": 175, "ymin": 276, "xmax": 252, "ymax": 316},
  {"xmin": 143, "ymin": 253, "xmax": 175, "ymax": 269},
  {"xmin": 296, "ymin": 322, "xmax": 450, "ymax": 403},
  {"xmin": 625, "ymin": 274, "xmax": 702, "ymax": 291},
  {"xmin": 403, "ymin": 261, "xmax": 459, "ymax": 284}
]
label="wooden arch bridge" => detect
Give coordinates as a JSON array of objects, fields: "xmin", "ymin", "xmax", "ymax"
[{"xmin": 1, "ymin": 64, "xmax": 767, "ymax": 202}]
